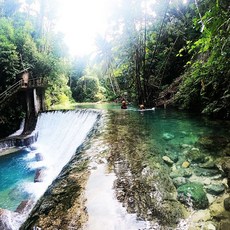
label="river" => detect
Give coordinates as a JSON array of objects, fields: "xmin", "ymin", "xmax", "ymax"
[{"xmin": 1, "ymin": 103, "xmax": 230, "ymax": 229}]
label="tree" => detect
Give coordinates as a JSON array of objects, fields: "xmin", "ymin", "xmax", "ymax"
[{"xmin": 175, "ymin": 0, "xmax": 230, "ymax": 118}]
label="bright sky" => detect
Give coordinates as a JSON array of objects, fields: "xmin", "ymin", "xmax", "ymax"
[
  {"xmin": 56, "ymin": 0, "xmax": 188, "ymax": 57},
  {"xmin": 56, "ymin": 0, "xmax": 112, "ymax": 57}
]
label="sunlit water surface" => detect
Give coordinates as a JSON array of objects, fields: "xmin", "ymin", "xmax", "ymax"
[{"xmin": 0, "ymin": 104, "xmax": 229, "ymax": 229}]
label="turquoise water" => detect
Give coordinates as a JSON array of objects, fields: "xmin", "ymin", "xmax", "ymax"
[
  {"xmin": 0, "ymin": 104, "xmax": 229, "ymax": 220},
  {"xmin": 79, "ymin": 102, "xmax": 229, "ymax": 151},
  {"xmin": 106, "ymin": 107, "xmax": 229, "ymax": 156},
  {"xmin": 0, "ymin": 149, "xmax": 35, "ymax": 211}
]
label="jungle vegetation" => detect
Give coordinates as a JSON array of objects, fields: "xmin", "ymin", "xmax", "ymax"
[{"xmin": 0, "ymin": 0, "xmax": 229, "ymax": 137}]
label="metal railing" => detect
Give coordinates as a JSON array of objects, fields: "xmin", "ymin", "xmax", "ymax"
[{"xmin": 0, "ymin": 77, "xmax": 47, "ymax": 105}]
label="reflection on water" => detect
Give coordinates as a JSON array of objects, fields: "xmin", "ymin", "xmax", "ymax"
[{"xmin": 101, "ymin": 107, "xmax": 230, "ymax": 228}]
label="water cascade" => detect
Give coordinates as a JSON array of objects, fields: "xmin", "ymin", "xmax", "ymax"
[{"xmin": 0, "ymin": 109, "xmax": 101, "ymax": 230}]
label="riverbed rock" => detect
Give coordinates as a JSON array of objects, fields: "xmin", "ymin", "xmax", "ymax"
[
  {"xmin": 170, "ymin": 168, "xmax": 193, "ymax": 179},
  {"xmin": 164, "ymin": 150, "xmax": 179, "ymax": 163},
  {"xmin": 205, "ymin": 184, "xmax": 225, "ymax": 195},
  {"xmin": 218, "ymin": 220, "xmax": 230, "ymax": 230},
  {"xmin": 35, "ymin": 153, "xmax": 43, "ymax": 161},
  {"xmin": 223, "ymin": 197, "xmax": 230, "ymax": 211},
  {"xmin": 223, "ymin": 143, "xmax": 230, "ymax": 156},
  {"xmin": 209, "ymin": 194, "xmax": 230, "ymax": 220},
  {"xmin": 177, "ymin": 183, "xmax": 209, "ymax": 209},
  {"xmin": 197, "ymin": 135, "xmax": 229, "ymax": 155},
  {"xmin": 163, "ymin": 133, "xmax": 175, "ymax": 140},
  {"xmin": 182, "ymin": 161, "xmax": 190, "ymax": 168},
  {"xmin": 173, "ymin": 177, "xmax": 189, "ymax": 188},
  {"xmin": 199, "ymin": 158, "xmax": 216, "ymax": 169},
  {"xmin": 190, "ymin": 209, "xmax": 211, "ymax": 223},
  {"xmin": 194, "ymin": 168, "xmax": 220, "ymax": 177},
  {"xmin": 162, "ymin": 156, "xmax": 174, "ymax": 166},
  {"xmin": 186, "ymin": 148, "xmax": 206, "ymax": 163},
  {"xmin": 221, "ymin": 158, "xmax": 230, "ymax": 187}
]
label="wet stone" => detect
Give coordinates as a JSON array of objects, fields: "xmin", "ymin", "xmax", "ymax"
[
  {"xmin": 218, "ymin": 220, "xmax": 230, "ymax": 230},
  {"xmin": 205, "ymin": 184, "xmax": 225, "ymax": 195},
  {"xmin": 164, "ymin": 150, "xmax": 179, "ymax": 162},
  {"xmin": 223, "ymin": 143, "xmax": 230, "ymax": 156},
  {"xmin": 177, "ymin": 182, "xmax": 209, "ymax": 209},
  {"xmin": 162, "ymin": 133, "xmax": 175, "ymax": 140},
  {"xmin": 173, "ymin": 177, "xmax": 189, "ymax": 188},
  {"xmin": 194, "ymin": 168, "xmax": 220, "ymax": 177},
  {"xmin": 223, "ymin": 197, "xmax": 230, "ymax": 211},
  {"xmin": 197, "ymin": 135, "xmax": 229, "ymax": 152},
  {"xmin": 35, "ymin": 153, "xmax": 43, "ymax": 161},
  {"xmin": 186, "ymin": 148, "xmax": 206, "ymax": 163},
  {"xmin": 170, "ymin": 168, "xmax": 193, "ymax": 179},
  {"xmin": 182, "ymin": 161, "xmax": 190, "ymax": 168},
  {"xmin": 162, "ymin": 156, "xmax": 174, "ymax": 166}
]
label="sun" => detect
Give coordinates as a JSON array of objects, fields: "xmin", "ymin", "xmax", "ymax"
[{"xmin": 56, "ymin": 0, "xmax": 110, "ymax": 57}]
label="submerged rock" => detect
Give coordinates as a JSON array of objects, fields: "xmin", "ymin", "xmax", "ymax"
[
  {"xmin": 199, "ymin": 158, "xmax": 216, "ymax": 169},
  {"xmin": 182, "ymin": 161, "xmax": 190, "ymax": 168},
  {"xmin": 223, "ymin": 143, "xmax": 230, "ymax": 156},
  {"xmin": 172, "ymin": 177, "xmax": 189, "ymax": 188},
  {"xmin": 206, "ymin": 184, "xmax": 225, "ymax": 195},
  {"xmin": 194, "ymin": 168, "xmax": 221, "ymax": 177},
  {"xmin": 223, "ymin": 197, "xmax": 230, "ymax": 211},
  {"xmin": 170, "ymin": 168, "xmax": 193, "ymax": 179},
  {"xmin": 197, "ymin": 135, "xmax": 229, "ymax": 153},
  {"xmin": 35, "ymin": 153, "xmax": 43, "ymax": 161},
  {"xmin": 162, "ymin": 156, "xmax": 174, "ymax": 166},
  {"xmin": 186, "ymin": 147, "xmax": 206, "ymax": 163},
  {"xmin": 163, "ymin": 133, "xmax": 175, "ymax": 140},
  {"xmin": 177, "ymin": 183, "xmax": 209, "ymax": 209}
]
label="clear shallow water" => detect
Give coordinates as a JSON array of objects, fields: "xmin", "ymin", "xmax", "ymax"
[
  {"xmin": 0, "ymin": 149, "xmax": 35, "ymax": 211},
  {"xmin": 97, "ymin": 107, "xmax": 230, "ymax": 228},
  {"xmin": 0, "ymin": 105, "xmax": 229, "ymax": 229}
]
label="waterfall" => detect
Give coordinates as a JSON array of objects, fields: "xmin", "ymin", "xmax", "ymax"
[
  {"xmin": 0, "ymin": 109, "xmax": 101, "ymax": 230},
  {"xmin": 26, "ymin": 109, "xmax": 100, "ymax": 198}
]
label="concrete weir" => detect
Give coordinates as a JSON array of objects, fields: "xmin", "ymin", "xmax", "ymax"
[{"xmin": 0, "ymin": 132, "xmax": 38, "ymax": 152}]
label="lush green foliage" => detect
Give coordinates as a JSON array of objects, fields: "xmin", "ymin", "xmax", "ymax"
[
  {"xmin": 90, "ymin": 0, "xmax": 229, "ymax": 118},
  {"xmin": 175, "ymin": 0, "xmax": 230, "ymax": 118},
  {"xmin": 73, "ymin": 75, "xmax": 105, "ymax": 102},
  {"xmin": 0, "ymin": 0, "xmax": 72, "ymax": 137}
]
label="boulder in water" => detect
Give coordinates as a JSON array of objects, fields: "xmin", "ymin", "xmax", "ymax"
[
  {"xmin": 224, "ymin": 197, "xmax": 230, "ymax": 211},
  {"xmin": 34, "ymin": 168, "xmax": 45, "ymax": 182},
  {"xmin": 194, "ymin": 168, "xmax": 220, "ymax": 177},
  {"xmin": 177, "ymin": 182, "xmax": 209, "ymax": 209},
  {"xmin": 162, "ymin": 133, "xmax": 175, "ymax": 140},
  {"xmin": 35, "ymin": 153, "xmax": 43, "ymax": 161},
  {"xmin": 15, "ymin": 200, "xmax": 33, "ymax": 213},
  {"xmin": 206, "ymin": 184, "xmax": 225, "ymax": 196},
  {"xmin": 186, "ymin": 147, "xmax": 206, "ymax": 163},
  {"xmin": 172, "ymin": 177, "xmax": 189, "ymax": 188},
  {"xmin": 162, "ymin": 156, "xmax": 174, "ymax": 166}
]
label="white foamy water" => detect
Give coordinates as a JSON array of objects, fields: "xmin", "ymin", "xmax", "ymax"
[
  {"xmin": 28, "ymin": 109, "xmax": 100, "ymax": 199},
  {"xmin": 0, "ymin": 109, "xmax": 100, "ymax": 230}
]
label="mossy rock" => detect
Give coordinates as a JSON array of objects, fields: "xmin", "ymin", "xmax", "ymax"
[
  {"xmin": 186, "ymin": 148, "xmax": 206, "ymax": 163},
  {"xmin": 177, "ymin": 183, "xmax": 209, "ymax": 209}
]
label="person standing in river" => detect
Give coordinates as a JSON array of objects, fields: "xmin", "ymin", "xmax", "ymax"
[{"xmin": 121, "ymin": 99, "xmax": 127, "ymax": 109}]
